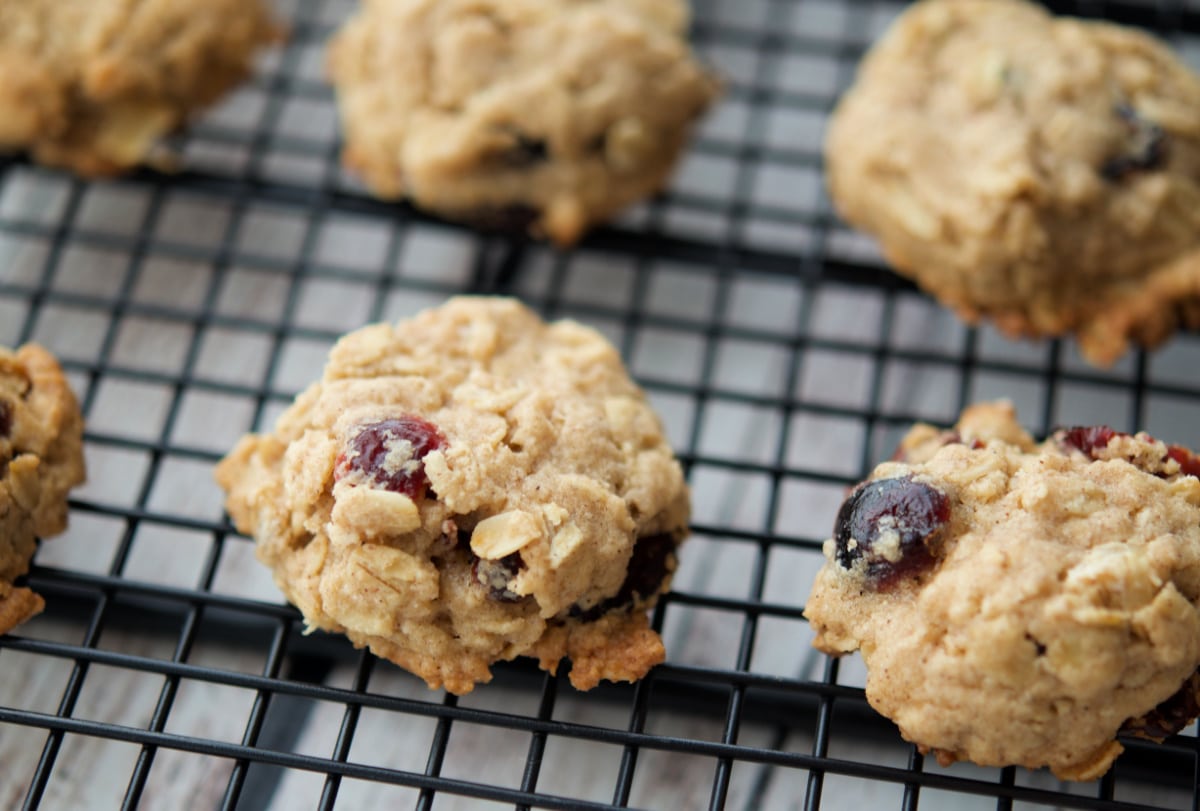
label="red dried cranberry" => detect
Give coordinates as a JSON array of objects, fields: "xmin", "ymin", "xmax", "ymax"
[
  {"xmin": 1166, "ymin": 445, "xmax": 1200, "ymax": 479},
  {"xmin": 499, "ymin": 135, "xmax": 548, "ymax": 167},
  {"xmin": 1101, "ymin": 104, "xmax": 1168, "ymax": 182},
  {"xmin": 833, "ymin": 476, "xmax": 950, "ymax": 588},
  {"xmin": 335, "ymin": 416, "xmax": 446, "ymax": 499},
  {"xmin": 1059, "ymin": 426, "xmax": 1120, "ymax": 459},
  {"xmin": 472, "ymin": 552, "xmax": 525, "ymax": 603},
  {"xmin": 430, "ymin": 519, "xmax": 460, "ymax": 556},
  {"xmin": 464, "ymin": 204, "xmax": 540, "ymax": 234},
  {"xmin": 941, "ymin": 431, "xmax": 985, "ymax": 451},
  {"xmin": 569, "ymin": 533, "xmax": 677, "ymax": 622},
  {"xmin": 1061, "ymin": 425, "xmax": 1200, "ymax": 480},
  {"xmin": 0, "ymin": 399, "xmax": 10, "ymax": 439}
]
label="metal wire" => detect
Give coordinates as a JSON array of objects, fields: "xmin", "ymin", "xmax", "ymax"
[{"xmin": 1, "ymin": 0, "xmax": 1200, "ymax": 809}]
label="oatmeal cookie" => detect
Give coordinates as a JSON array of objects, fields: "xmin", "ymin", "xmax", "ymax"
[
  {"xmin": 0, "ymin": 0, "xmax": 282, "ymax": 175},
  {"xmin": 805, "ymin": 401, "xmax": 1200, "ymax": 780},
  {"xmin": 216, "ymin": 297, "xmax": 690, "ymax": 694},
  {"xmin": 326, "ymin": 0, "xmax": 719, "ymax": 244},
  {"xmin": 824, "ymin": 0, "xmax": 1200, "ymax": 366},
  {"xmin": 0, "ymin": 344, "xmax": 86, "ymax": 635}
]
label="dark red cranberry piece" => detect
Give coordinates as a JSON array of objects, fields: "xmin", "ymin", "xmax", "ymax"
[
  {"xmin": 463, "ymin": 204, "xmax": 540, "ymax": 234},
  {"xmin": 833, "ymin": 476, "xmax": 951, "ymax": 588},
  {"xmin": 618, "ymin": 533, "xmax": 677, "ymax": 604},
  {"xmin": 1101, "ymin": 104, "xmax": 1168, "ymax": 182},
  {"xmin": 499, "ymin": 135, "xmax": 548, "ymax": 168},
  {"xmin": 1061, "ymin": 425, "xmax": 1200, "ymax": 480},
  {"xmin": 0, "ymin": 399, "xmax": 11, "ymax": 439},
  {"xmin": 1121, "ymin": 670, "xmax": 1200, "ymax": 740},
  {"xmin": 1060, "ymin": 425, "xmax": 1120, "ymax": 458},
  {"xmin": 486, "ymin": 126, "xmax": 549, "ymax": 168},
  {"xmin": 569, "ymin": 533, "xmax": 678, "ymax": 622},
  {"xmin": 1167, "ymin": 445, "xmax": 1200, "ymax": 479},
  {"xmin": 472, "ymin": 552, "xmax": 525, "ymax": 603},
  {"xmin": 335, "ymin": 416, "xmax": 446, "ymax": 499},
  {"xmin": 430, "ymin": 519, "xmax": 460, "ymax": 556}
]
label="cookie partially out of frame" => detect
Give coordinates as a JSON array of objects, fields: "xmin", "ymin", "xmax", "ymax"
[
  {"xmin": 0, "ymin": 344, "xmax": 86, "ymax": 635},
  {"xmin": 825, "ymin": 0, "xmax": 1200, "ymax": 366},
  {"xmin": 0, "ymin": 0, "xmax": 282, "ymax": 175},
  {"xmin": 216, "ymin": 297, "xmax": 690, "ymax": 695},
  {"xmin": 805, "ymin": 401, "xmax": 1200, "ymax": 780},
  {"xmin": 326, "ymin": 0, "xmax": 719, "ymax": 244}
]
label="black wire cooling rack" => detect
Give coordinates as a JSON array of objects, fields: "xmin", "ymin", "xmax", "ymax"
[{"xmin": 2, "ymin": 0, "xmax": 1200, "ymax": 809}]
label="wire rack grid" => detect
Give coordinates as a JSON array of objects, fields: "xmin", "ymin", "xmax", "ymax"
[{"xmin": 1, "ymin": 0, "xmax": 1200, "ymax": 809}]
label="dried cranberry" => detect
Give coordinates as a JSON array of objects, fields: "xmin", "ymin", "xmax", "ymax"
[
  {"xmin": 472, "ymin": 552, "xmax": 525, "ymax": 602},
  {"xmin": 335, "ymin": 416, "xmax": 446, "ymax": 499},
  {"xmin": 569, "ymin": 533, "xmax": 678, "ymax": 622},
  {"xmin": 429, "ymin": 519, "xmax": 460, "ymax": 556},
  {"xmin": 1166, "ymin": 445, "xmax": 1200, "ymax": 479},
  {"xmin": 1121, "ymin": 670, "xmax": 1200, "ymax": 741},
  {"xmin": 499, "ymin": 135, "xmax": 548, "ymax": 168},
  {"xmin": 1060, "ymin": 425, "xmax": 1200, "ymax": 480},
  {"xmin": 586, "ymin": 133, "xmax": 607, "ymax": 154},
  {"xmin": 1059, "ymin": 425, "xmax": 1120, "ymax": 458},
  {"xmin": 833, "ymin": 476, "xmax": 950, "ymax": 588},
  {"xmin": 463, "ymin": 204, "xmax": 540, "ymax": 234},
  {"xmin": 0, "ymin": 399, "xmax": 10, "ymax": 439},
  {"xmin": 940, "ymin": 431, "xmax": 985, "ymax": 451},
  {"xmin": 484, "ymin": 125, "xmax": 550, "ymax": 168},
  {"xmin": 1101, "ymin": 104, "xmax": 1168, "ymax": 182}
]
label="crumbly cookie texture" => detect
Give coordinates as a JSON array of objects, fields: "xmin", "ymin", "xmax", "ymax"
[
  {"xmin": 326, "ymin": 0, "xmax": 719, "ymax": 244},
  {"xmin": 0, "ymin": 344, "xmax": 86, "ymax": 635},
  {"xmin": 805, "ymin": 401, "xmax": 1200, "ymax": 780},
  {"xmin": 0, "ymin": 0, "xmax": 282, "ymax": 175},
  {"xmin": 825, "ymin": 0, "xmax": 1200, "ymax": 366},
  {"xmin": 216, "ymin": 297, "xmax": 690, "ymax": 694}
]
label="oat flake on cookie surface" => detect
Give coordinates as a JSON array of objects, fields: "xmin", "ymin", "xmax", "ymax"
[
  {"xmin": 804, "ymin": 401, "xmax": 1200, "ymax": 780},
  {"xmin": 216, "ymin": 297, "xmax": 690, "ymax": 695}
]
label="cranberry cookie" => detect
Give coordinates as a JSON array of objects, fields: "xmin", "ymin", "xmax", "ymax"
[
  {"xmin": 0, "ymin": 344, "xmax": 86, "ymax": 635},
  {"xmin": 0, "ymin": 0, "xmax": 281, "ymax": 175},
  {"xmin": 216, "ymin": 297, "xmax": 690, "ymax": 694},
  {"xmin": 326, "ymin": 0, "xmax": 719, "ymax": 244},
  {"xmin": 825, "ymin": 0, "xmax": 1200, "ymax": 366},
  {"xmin": 805, "ymin": 402, "xmax": 1200, "ymax": 780}
]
